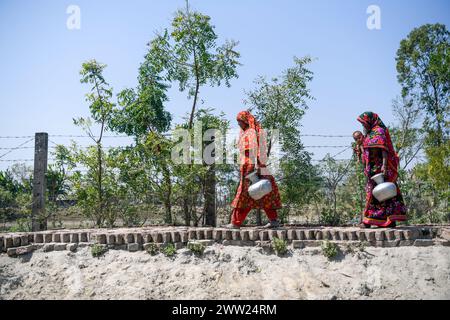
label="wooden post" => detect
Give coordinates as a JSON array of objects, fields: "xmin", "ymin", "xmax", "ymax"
[
  {"xmin": 32, "ymin": 132, "xmax": 48, "ymax": 231},
  {"xmin": 256, "ymin": 209, "xmax": 262, "ymax": 226}
]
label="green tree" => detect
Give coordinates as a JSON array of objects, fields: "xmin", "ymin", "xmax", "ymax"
[
  {"xmin": 396, "ymin": 23, "xmax": 449, "ymax": 147},
  {"xmin": 319, "ymin": 156, "xmax": 353, "ymax": 225},
  {"xmin": 390, "ymin": 96, "xmax": 424, "ymax": 170},
  {"xmin": 109, "ymin": 48, "xmax": 174, "ymax": 224},
  {"xmin": 146, "ymin": 1, "xmax": 240, "ymax": 129},
  {"xmin": 337, "ymin": 152, "xmax": 366, "ymax": 224},
  {"xmin": 0, "ymin": 164, "xmax": 33, "ymax": 231},
  {"xmin": 47, "ymin": 145, "xmax": 72, "ymax": 203},
  {"xmin": 129, "ymin": 133, "xmax": 174, "ymax": 225},
  {"xmin": 73, "ymin": 59, "xmax": 116, "ymax": 227},
  {"xmin": 0, "ymin": 170, "xmax": 19, "ymax": 227},
  {"xmin": 396, "ymin": 23, "xmax": 450, "ymax": 221},
  {"xmin": 44, "ymin": 145, "xmax": 75, "ymax": 229},
  {"xmin": 244, "ymin": 56, "xmax": 319, "ymax": 223},
  {"xmin": 171, "ymin": 108, "xmax": 230, "ymax": 226},
  {"xmin": 195, "ymin": 109, "xmax": 230, "ymax": 226},
  {"xmin": 144, "ymin": 2, "xmax": 240, "ymax": 225},
  {"xmin": 70, "ymin": 145, "xmax": 124, "ymax": 228}
]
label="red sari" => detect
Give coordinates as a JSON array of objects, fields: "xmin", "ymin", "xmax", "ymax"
[
  {"xmin": 231, "ymin": 111, "xmax": 282, "ymax": 226},
  {"xmin": 357, "ymin": 112, "xmax": 407, "ymax": 227}
]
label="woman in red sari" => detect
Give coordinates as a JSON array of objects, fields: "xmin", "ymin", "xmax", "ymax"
[
  {"xmin": 357, "ymin": 112, "xmax": 407, "ymax": 228},
  {"xmin": 224, "ymin": 111, "xmax": 282, "ymax": 229}
]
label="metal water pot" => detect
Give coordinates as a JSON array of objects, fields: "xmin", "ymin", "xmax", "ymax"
[
  {"xmin": 371, "ymin": 173, "xmax": 397, "ymax": 202},
  {"xmin": 246, "ymin": 171, "xmax": 272, "ymax": 200}
]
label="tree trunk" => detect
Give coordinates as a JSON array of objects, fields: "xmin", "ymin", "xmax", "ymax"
[
  {"xmin": 183, "ymin": 196, "xmax": 191, "ymax": 226},
  {"xmin": 97, "ymin": 142, "xmax": 103, "ymax": 227},
  {"xmin": 332, "ymin": 189, "xmax": 337, "ymax": 224},
  {"xmin": 188, "ymin": 78, "xmax": 200, "ymax": 130},
  {"xmin": 39, "ymin": 219, "xmax": 47, "ymax": 231},
  {"xmin": 162, "ymin": 163, "xmax": 172, "ymax": 224},
  {"xmin": 188, "ymin": 52, "xmax": 200, "ymax": 130},
  {"xmin": 191, "ymin": 193, "xmax": 199, "ymax": 227},
  {"xmin": 256, "ymin": 209, "xmax": 262, "ymax": 226},
  {"xmin": 204, "ymin": 164, "xmax": 216, "ymax": 227},
  {"xmin": 163, "ymin": 199, "xmax": 172, "ymax": 225}
]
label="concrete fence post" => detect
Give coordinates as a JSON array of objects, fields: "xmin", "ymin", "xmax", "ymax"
[{"xmin": 32, "ymin": 132, "xmax": 48, "ymax": 231}]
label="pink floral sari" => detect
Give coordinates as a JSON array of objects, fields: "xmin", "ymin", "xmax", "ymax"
[{"xmin": 357, "ymin": 112, "xmax": 407, "ymax": 227}]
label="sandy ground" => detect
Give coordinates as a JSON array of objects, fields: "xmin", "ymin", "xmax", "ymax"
[{"xmin": 1, "ymin": 244, "xmax": 449, "ymax": 300}]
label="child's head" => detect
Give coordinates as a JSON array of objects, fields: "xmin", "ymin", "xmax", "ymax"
[{"xmin": 353, "ymin": 130, "xmax": 364, "ymax": 144}]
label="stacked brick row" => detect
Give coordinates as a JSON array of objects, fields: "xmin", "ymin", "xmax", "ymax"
[
  {"xmin": 1, "ymin": 226, "xmax": 448, "ymax": 257},
  {"xmin": 0, "ymin": 231, "xmax": 89, "ymax": 256}
]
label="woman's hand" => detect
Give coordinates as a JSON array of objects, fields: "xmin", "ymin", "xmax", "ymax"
[
  {"xmin": 381, "ymin": 164, "xmax": 387, "ymax": 177},
  {"xmin": 256, "ymin": 165, "xmax": 268, "ymax": 177},
  {"xmin": 381, "ymin": 150, "xmax": 388, "ymax": 177}
]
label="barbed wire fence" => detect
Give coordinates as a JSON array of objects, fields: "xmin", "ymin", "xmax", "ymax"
[
  {"xmin": 0, "ymin": 131, "xmax": 419, "ymax": 185},
  {"xmin": 2, "ymin": 132, "xmax": 445, "ymax": 229},
  {"xmin": 0, "ymin": 133, "xmax": 355, "ymax": 162},
  {"xmin": 0, "ymin": 132, "xmax": 357, "ymax": 188}
]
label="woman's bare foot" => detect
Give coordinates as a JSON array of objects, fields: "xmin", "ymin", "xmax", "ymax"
[
  {"xmin": 381, "ymin": 221, "xmax": 396, "ymax": 228},
  {"xmin": 376, "ymin": 222, "xmax": 396, "ymax": 228}
]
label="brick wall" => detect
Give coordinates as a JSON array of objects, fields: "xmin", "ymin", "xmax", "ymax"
[{"xmin": 1, "ymin": 226, "xmax": 449, "ymax": 257}]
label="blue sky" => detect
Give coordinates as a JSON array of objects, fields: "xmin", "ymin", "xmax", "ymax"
[{"xmin": 0, "ymin": 0, "xmax": 449, "ymax": 170}]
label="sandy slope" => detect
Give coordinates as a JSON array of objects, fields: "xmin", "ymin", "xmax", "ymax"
[{"xmin": 1, "ymin": 244, "xmax": 449, "ymax": 300}]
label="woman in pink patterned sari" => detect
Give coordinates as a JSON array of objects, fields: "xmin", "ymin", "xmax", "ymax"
[{"xmin": 357, "ymin": 112, "xmax": 407, "ymax": 228}]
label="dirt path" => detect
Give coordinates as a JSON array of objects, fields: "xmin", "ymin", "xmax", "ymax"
[{"xmin": 1, "ymin": 244, "xmax": 449, "ymax": 300}]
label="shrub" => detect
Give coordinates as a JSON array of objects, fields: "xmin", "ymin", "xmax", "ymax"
[
  {"xmin": 357, "ymin": 241, "xmax": 367, "ymax": 252},
  {"xmin": 321, "ymin": 241, "xmax": 339, "ymax": 260},
  {"xmin": 146, "ymin": 243, "xmax": 159, "ymax": 256},
  {"xmin": 8, "ymin": 218, "xmax": 31, "ymax": 232},
  {"xmin": 319, "ymin": 208, "xmax": 341, "ymax": 226},
  {"xmin": 187, "ymin": 242, "xmax": 206, "ymax": 256},
  {"xmin": 271, "ymin": 237, "xmax": 288, "ymax": 256},
  {"xmin": 344, "ymin": 243, "xmax": 354, "ymax": 254},
  {"xmin": 91, "ymin": 244, "xmax": 108, "ymax": 258},
  {"xmin": 162, "ymin": 243, "xmax": 177, "ymax": 257}
]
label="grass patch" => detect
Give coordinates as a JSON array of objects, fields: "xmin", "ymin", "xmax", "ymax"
[
  {"xmin": 344, "ymin": 243, "xmax": 355, "ymax": 254},
  {"xmin": 357, "ymin": 241, "xmax": 368, "ymax": 252},
  {"xmin": 321, "ymin": 241, "xmax": 339, "ymax": 260},
  {"xmin": 187, "ymin": 241, "xmax": 206, "ymax": 256},
  {"xmin": 162, "ymin": 243, "xmax": 177, "ymax": 257},
  {"xmin": 146, "ymin": 243, "xmax": 159, "ymax": 256},
  {"xmin": 91, "ymin": 244, "xmax": 108, "ymax": 258},
  {"xmin": 271, "ymin": 237, "xmax": 288, "ymax": 256}
]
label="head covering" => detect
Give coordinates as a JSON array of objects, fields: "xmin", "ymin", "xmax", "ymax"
[
  {"xmin": 237, "ymin": 110, "xmax": 261, "ymax": 133},
  {"xmin": 357, "ymin": 111, "xmax": 387, "ymax": 131},
  {"xmin": 357, "ymin": 111, "xmax": 392, "ymax": 151},
  {"xmin": 357, "ymin": 111, "xmax": 399, "ymax": 181},
  {"xmin": 236, "ymin": 110, "xmax": 267, "ymax": 167}
]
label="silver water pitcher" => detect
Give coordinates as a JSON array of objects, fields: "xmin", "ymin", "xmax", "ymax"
[
  {"xmin": 371, "ymin": 173, "xmax": 397, "ymax": 202},
  {"xmin": 246, "ymin": 171, "xmax": 272, "ymax": 200}
]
